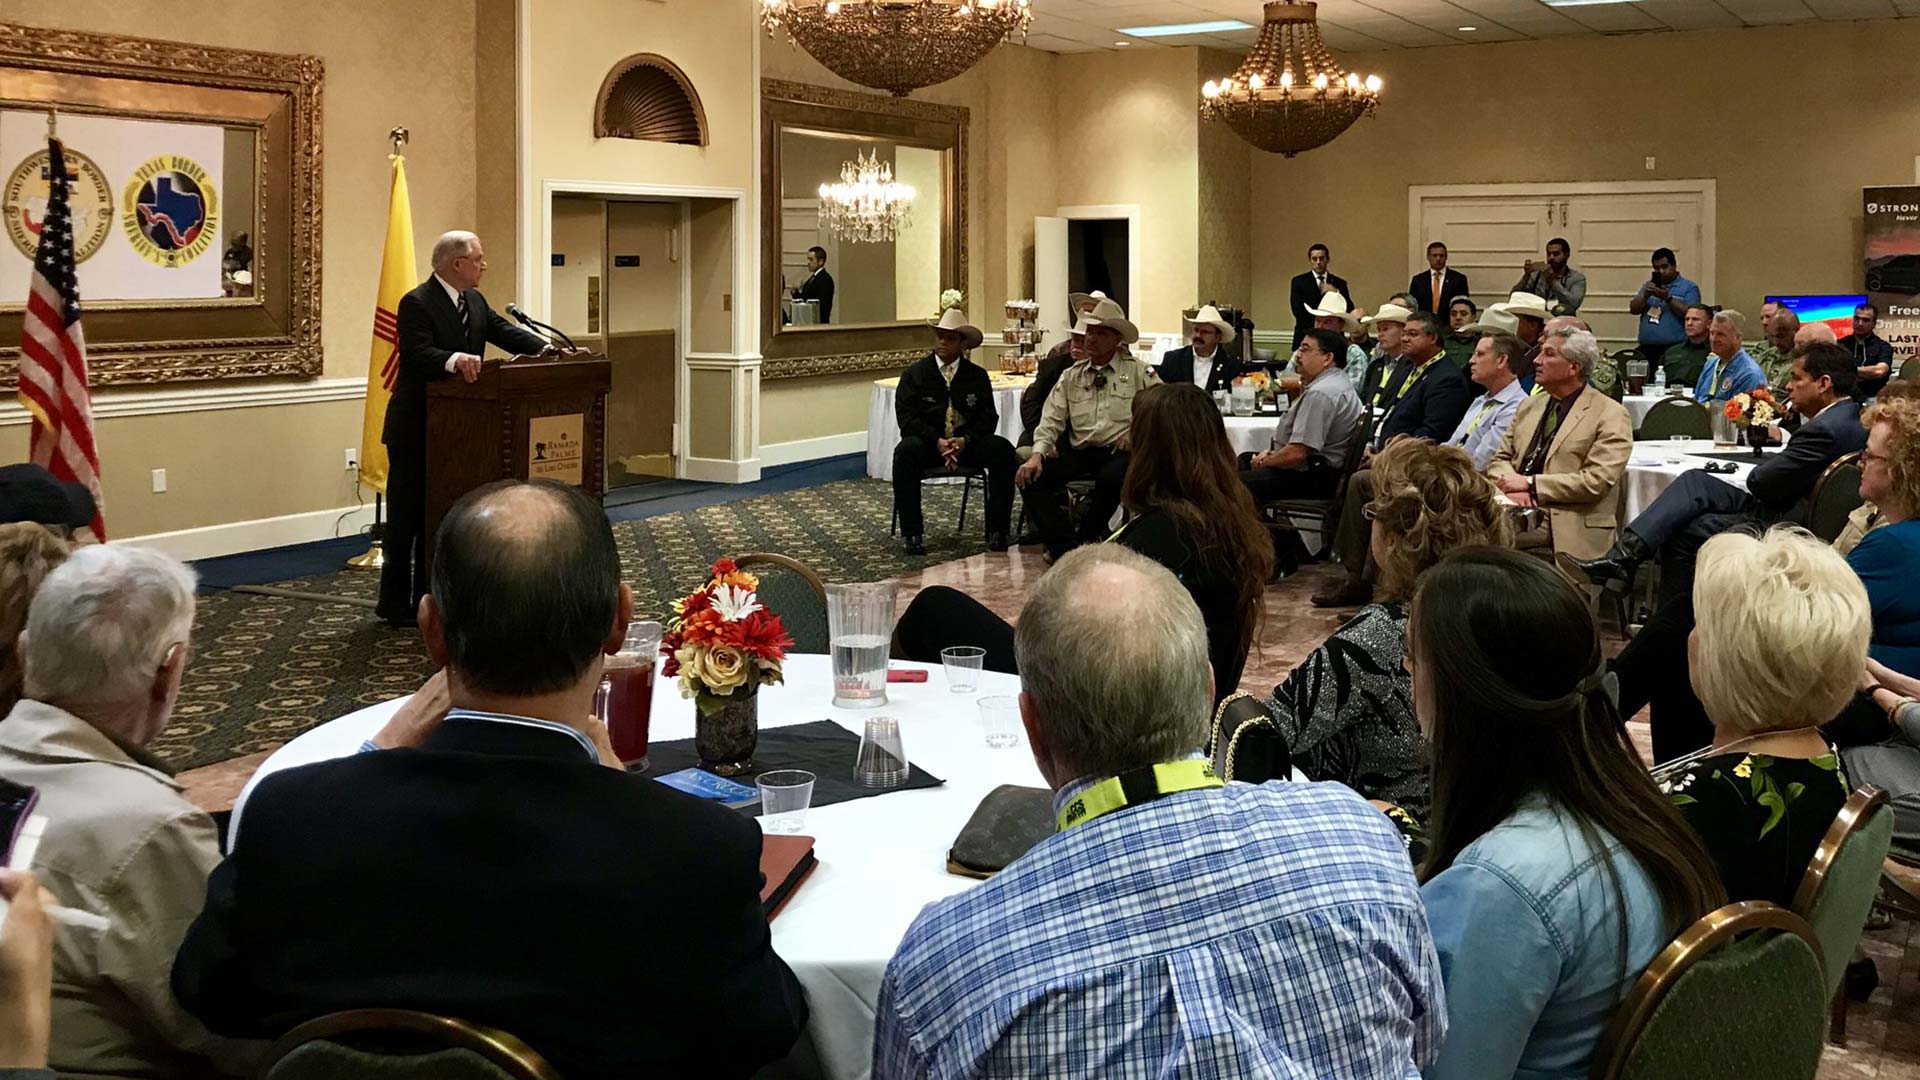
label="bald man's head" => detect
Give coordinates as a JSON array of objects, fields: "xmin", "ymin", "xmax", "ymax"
[{"xmin": 1795, "ymin": 321, "xmax": 1838, "ymax": 348}]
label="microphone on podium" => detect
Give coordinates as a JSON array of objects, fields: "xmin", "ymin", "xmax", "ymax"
[{"xmin": 505, "ymin": 303, "xmax": 580, "ymax": 353}]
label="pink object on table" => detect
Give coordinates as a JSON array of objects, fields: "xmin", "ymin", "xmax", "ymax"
[{"xmin": 886, "ymin": 669, "xmax": 929, "ymax": 683}]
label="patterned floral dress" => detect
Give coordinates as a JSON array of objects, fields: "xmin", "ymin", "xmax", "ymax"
[{"xmin": 1658, "ymin": 751, "xmax": 1849, "ymax": 907}]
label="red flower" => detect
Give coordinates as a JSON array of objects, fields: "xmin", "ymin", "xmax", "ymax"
[
  {"xmin": 680, "ymin": 588, "xmax": 714, "ymax": 617},
  {"xmin": 734, "ymin": 608, "xmax": 793, "ymax": 662},
  {"xmin": 711, "ymin": 557, "xmax": 738, "ymax": 578}
]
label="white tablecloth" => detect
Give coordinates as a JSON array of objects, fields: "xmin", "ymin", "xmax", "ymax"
[
  {"xmin": 1622, "ymin": 389, "xmax": 1696, "ymax": 431},
  {"xmin": 1623, "ymin": 438, "xmax": 1771, "ymax": 521},
  {"xmin": 865, "ymin": 379, "xmax": 1029, "ymax": 481},
  {"xmin": 1224, "ymin": 414, "xmax": 1279, "ymax": 456},
  {"xmin": 234, "ymin": 656, "xmax": 1038, "ymax": 1080}
]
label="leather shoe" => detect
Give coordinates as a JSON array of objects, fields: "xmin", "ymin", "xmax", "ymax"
[
  {"xmin": 1309, "ymin": 578, "xmax": 1372, "ymax": 608},
  {"xmin": 903, "ymin": 535, "xmax": 926, "ymax": 556},
  {"xmin": 1558, "ymin": 551, "xmax": 1635, "ymax": 594},
  {"xmin": 985, "ymin": 530, "xmax": 1010, "ymax": 552}
]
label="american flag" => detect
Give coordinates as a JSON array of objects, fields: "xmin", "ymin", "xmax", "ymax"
[{"xmin": 16, "ymin": 137, "xmax": 104, "ymax": 540}]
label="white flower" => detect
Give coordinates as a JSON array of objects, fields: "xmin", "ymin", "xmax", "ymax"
[
  {"xmin": 231, "ymin": 269, "xmax": 252, "ymax": 285},
  {"xmin": 709, "ymin": 584, "xmax": 762, "ymax": 622}
]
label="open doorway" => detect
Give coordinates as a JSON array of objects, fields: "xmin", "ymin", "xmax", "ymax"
[{"xmin": 1067, "ymin": 218, "xmax": 1130, "ymax": 313}]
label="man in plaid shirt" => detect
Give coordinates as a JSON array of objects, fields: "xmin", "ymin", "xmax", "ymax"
[{"xmin": 872, "ymin": 545, "xmax": 1446, "ymax": 1078}]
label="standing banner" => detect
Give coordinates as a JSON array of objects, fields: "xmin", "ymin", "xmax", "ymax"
[{"xmin": 1864, "ymin": 186, "xmax": 1920, "ymax": 364}]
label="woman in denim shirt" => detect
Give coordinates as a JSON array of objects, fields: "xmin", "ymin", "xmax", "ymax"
[{"xmin": 1407, "ymin": 550, "xmax": 1725, "ymax": 1080}]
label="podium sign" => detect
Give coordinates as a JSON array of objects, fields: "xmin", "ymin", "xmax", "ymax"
[{"xmin": 528, "ymin": 413, "xmax": 586, "ymax": 485}]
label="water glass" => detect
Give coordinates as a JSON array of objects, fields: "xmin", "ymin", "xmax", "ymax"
[
  {"xmin": 828, "ymin": 582, "xmax": 896, "ymax": 709},
  {"xmin": 1230, "ymin": 384, "xmax": 1258, "ymax": 417},
  {"xmin": 977, "ymin": 695, "xmax": 1022, "ymax": 749},
  {"xmin": 1213, "ymin": 389, "xmax": 1230, "ymax": 414},
  {"xmin": 940, "ymin": 647, "xmax": 987, "ymax": 693},
  {"xmin": 756, "ymin": 770, "xmax": 816, "ymax": 833},
  {"xmin": 855, "ymin": 716, "xmax": 909, "ymax": 788}
]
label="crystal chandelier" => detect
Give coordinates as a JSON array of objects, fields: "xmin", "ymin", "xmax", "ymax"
[
  {"xmin": 760, "ymin": 0, "xmax": 1033, "ymax": 98},
  {"xmin": 1200, "ymin": 1, "xmax": 1383, "ymax": 158},
  {"xmin": 819, "ymin": 148, "xmax": 915, "ymax": 244}
]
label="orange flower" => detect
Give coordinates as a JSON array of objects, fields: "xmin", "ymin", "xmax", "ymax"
[
  {"xmin": 1724, "ymin": 401, "xmax": 1742, "ymax": 420},
  {"xmin": 1751, "ymin": 387, "xmax": 1773, "ymax": 403}
]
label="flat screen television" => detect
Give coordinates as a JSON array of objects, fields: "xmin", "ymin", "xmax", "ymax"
[{"xmin": 1766, "ymin": 294, "xmax": 1865, "ymax": 339}]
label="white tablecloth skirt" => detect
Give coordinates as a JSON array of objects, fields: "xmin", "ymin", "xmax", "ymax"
[
  {"xmin": 1224, "ymin": 415, "xmax": 1279, "ymax": 457},
  {"xmin": 1624, "ymin": 438, "xmax": 1766, "ymax": 521},
  {"xmin": 866, "ymin": 379, "xmax": 1029, "ymax": 481}
]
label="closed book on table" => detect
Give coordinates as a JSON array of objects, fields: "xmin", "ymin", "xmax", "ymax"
[
  {"xmin": 946, "ymin": 784, "xmax": 1055, "ymax": 879},
  {"xmin": 760, "ymin": 834, "xmax": 817, "ymax": 920}
]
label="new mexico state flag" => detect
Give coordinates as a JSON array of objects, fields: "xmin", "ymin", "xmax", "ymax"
[{"xmin": 357, "ymin": 155, "xmax": 416, "ymax": 494}]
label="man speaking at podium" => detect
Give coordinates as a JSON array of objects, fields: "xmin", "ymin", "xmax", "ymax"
[{"xmin": 377, "ymin": 230, "xmax": 551, "ymax": 627}]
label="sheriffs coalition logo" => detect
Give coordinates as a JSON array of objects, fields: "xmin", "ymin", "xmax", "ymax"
[
  {"xmin": 3, "ymin": 148, "xmax": 112, "ymax": 263},
  {"xmin": 122, "ymin": 154, "xmax": 219, "ymax": 267}
]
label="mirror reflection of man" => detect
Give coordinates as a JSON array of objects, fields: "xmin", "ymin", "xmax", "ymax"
[
  {"xmin": 792, "ymin": 246, "xmax": 835, "ymax": 323},
  {"xmin": 378, "ymin": 230, "xmax": 551, "ymax": 628}
]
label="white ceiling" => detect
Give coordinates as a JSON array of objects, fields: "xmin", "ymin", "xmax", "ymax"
[{"xmin": 1019, "ymin": 0, "xmax": 1920, "ymax": 54}]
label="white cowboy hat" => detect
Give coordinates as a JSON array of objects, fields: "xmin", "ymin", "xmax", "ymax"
[
  {"xmin": 1067, "ymin": 289, "xmax": 1109, "ymax": 312},
  {"xmin": 1189, "ymin": 303, "xmax": 1237, "ymax": 344},
  {"xmin": 1463, "ymin": 305, "xmax": 1520, "ymax": 335},
  {"xmin": 1304, "ymin": 293, "xmax": 1360, "ymax": 332},
  {"xmin": 1500, "ymin": 291, "xmax": 1551, "ymax": 321},
  {"xmin": 1073, "ymin": 297, "xmax": 1140, "ymax": 345},
  {"xmin": 928, "ymin": 307, "xmax": 984, "ymax": 350},
  {"xmin": 1361, "ymin": 302, "xmax": 1415, "ymax": 327}
]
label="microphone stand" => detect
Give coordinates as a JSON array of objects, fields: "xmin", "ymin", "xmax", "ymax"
[{"xmin": 508, "ymin": 306, "xmax": 579, "ymax": 352}]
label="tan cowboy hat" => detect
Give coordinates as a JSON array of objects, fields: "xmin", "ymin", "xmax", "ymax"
[
  {"xmin": 1500, "ymin": 291, "xmax": 1551, "ymax": 321},
  {"xmin": 1073, "ymin": 298, "xmax": 1140, "ymax": 344},
  {"xmin": 1190, "ymin": 303, "xmax": 1237, "ymax": 344},
  {"xmin": 1304, "ymin": 293, "xmax": 1360, "ymax": 332},
  {"xmin": 1067, "ymin": 289, "xmax": 1109, "ymax": 313},
  {"xmin": 1463, "ymin": 305, "xmax": 1520, "ymax": 335},
  {"xmin": 1361, "ymin": 302, "xmax": 1414, "ymax": 327},
  {"xmin": 928, "ymin": 307, "xmax": 984, "ymax": 350}
]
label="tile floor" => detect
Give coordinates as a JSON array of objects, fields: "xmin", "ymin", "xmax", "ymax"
[{"xmin": 179, "ymin": 548, "xmax": 1920, "ymax": 1075}]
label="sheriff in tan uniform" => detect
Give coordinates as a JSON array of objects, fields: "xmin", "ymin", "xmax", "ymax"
[{"xmin": 1016, "ymin": 298, "xmax": 1158, "ymax": 557}]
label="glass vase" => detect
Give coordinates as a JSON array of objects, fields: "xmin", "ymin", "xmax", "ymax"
[{"xmin": 695, "ymin": 681, "xmax": 759, "ymax": 776}]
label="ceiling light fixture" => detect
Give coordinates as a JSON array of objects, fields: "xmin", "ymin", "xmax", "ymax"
[
  {"xmin": 818, "ymin": 147, "xmax": 914, "ymax": 244},
  {"xmin": 1199, "ymin": 1, "xmax": 1382, "ymax": 158},
  {"xmin": 760, "ymin": 0, "xmax": 1033, "ymax": 97},
  {"xmin": 1119, "ymin": 19, "xmax": 1256, "ymax": 38}
]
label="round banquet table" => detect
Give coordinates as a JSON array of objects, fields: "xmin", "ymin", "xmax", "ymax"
[
  {"xmin": 1623, "ymin": 437, "xmax": 1774, "ymax": 521},
  {"xmin": 231, "ymin": 655, "xmax": 1041, "ymax": 1080},
  {"xmin": 865, "ymin": 377, "xmax": 1029, "ymax": 481}
]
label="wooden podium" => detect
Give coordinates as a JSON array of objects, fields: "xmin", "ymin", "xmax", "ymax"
[{"xmin": 423, "ymin": 352, "xmax": 612, "ymax": 575}]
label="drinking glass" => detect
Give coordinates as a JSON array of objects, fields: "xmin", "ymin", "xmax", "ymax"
[
  {"xmin": 855, "ymin": 716, "xmax": 909, "ymax": 788},
  {"xmin": 597, "ymin": 620, "xmax": 662, "ymax": 769},
  {"xmin": 1213, "ymin": 389, "xmax": 1230, "ymax": 414},
  {"xmin": 977, "ymin": 695, "xmax": 1022, "ymax": 749},
  {"xmin": 828, "ymin": 582, "xmax": 896, "ymax": 709},
  {"xmin": 1230, "ymin": 384, "xmax": 1258, "ymax": 417},
  {"xmin": 1710, "ymin": 410, "xmax": 1737, "ymax": 447},
  {"xmin": 940, "ymin": 646, "xmax": 987, "ymax": 693},
  {"xmin": 756, "ymin": 770, "xmax": 816, "ymax": 833}
]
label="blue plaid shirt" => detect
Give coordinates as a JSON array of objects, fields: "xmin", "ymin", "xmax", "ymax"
[{"xmin": 872, "ymin": 777, "xmax": 1445, "ymax": 1078}]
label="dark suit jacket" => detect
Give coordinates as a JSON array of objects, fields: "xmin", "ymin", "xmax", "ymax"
[
  {"xmin": 1019, "ymin": 344, "xmax": 1077, "ymax": 446},
  {"xmin": 1748, "ymin": 398, "xmax": 1867, "ymax": 523},
  {"xmin": 794, "ymin": 268, "xmax": 835, "ymax": 323},
  {"xmin": 382, "ymin": 277, "xmax": 549, "ymax": 451},
  {"xmin": 1407, "ymin": 268, "xmax": 1472, "ymax": 316},
  {"xmin": 1375, "ymin": 355, "xmax": 1477, "ymax": 449},
  {"xmin": 1289, "ymin": 271, "xmax": 1353, "ymax": 336},
  {"xmin": 1156, "ymin": 345, "xmax": 1243, "ymax": 394},
  {"xmin": 172, "ymin": 716, "xmax": 808, "ymax": 1080},
  {"xmin": 897, "ymin": 353, "xmax": 999, "ymax": 445}
]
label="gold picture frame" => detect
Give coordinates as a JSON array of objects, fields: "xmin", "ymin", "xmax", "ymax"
[{"xmin": 0, "ymin": 21, "xmax": 322, "ymax": 387}]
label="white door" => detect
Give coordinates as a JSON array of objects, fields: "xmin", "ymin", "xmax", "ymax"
[
  {"xmin": 1413, "ymin": 197, "xmax": 1553, "ymax": 314},
  {"xmin": 1034, "ymin": 215, "xmax": 1069, "ymax": 336},
  {"xmin": 1561, "ymin": 194, "xmax": 1707, "ymax": 351}
]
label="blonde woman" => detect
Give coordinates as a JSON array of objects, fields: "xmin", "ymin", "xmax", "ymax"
[
  {"xmin": 0, "ymin": 523, "xmax": 71, "ymax": 715},
  {"xmin": 1656, "ymin": 528, "xmax": 1866, "ymax": 906},
  {"xmin": 1256, "ymin": 438, "xmax": 1512, "ymax": 816}
]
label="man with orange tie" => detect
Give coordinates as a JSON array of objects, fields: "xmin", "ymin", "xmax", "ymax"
[{"xmin": 1407, "ymin": 241, "xmax": 1471, "ymax": 316}]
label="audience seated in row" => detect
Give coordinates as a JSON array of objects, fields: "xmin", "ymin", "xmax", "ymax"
[{"xmin": 0, "ymin": 523, "xmax": 68, "ymax": 717}]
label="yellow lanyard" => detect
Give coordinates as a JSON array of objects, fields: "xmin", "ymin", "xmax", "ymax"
[
  {"xmin": 1708, "ymin": 358, "xmax": 1725, "ymax": 399},
  {"xmin": 1375, "ymin": 357, "xmax": 1438, "ymax": 410},
  {"xmin": 1056, "ymin": 759, "xmax": 1224, "ymax": 831},
  {"xmin": 1463, "ymin": 397, "xmax": 1501, "ymax": 437}
]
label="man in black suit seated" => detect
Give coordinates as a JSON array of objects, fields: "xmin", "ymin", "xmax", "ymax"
[
  {"xmin": 792, "ymin": 245, "xmax": 835, "ymax": 323},
  {"xmin": 1365, "ymin": 310, "xmax": 1476, "ymax": 459},
  {"xmin": 894, "ymin": 309, "xmax": 1016, "ymax": 555},
  {"xmin": 1156, "ymin": 305, "xmax": 1243, "ymax": 394},
  {"xmin": 1288, "ymin": 243, "xmax": 1352, "ymax": 352},
  {"xmin": 1565, "ymin": 341, "xmax": 1869, "ymax": 604},
  {"xmin": 1407, "ymin": 241, "xmax": 1471, "ymax": 317},
  {"xmin": 378, "ymin": 230, "xmax": 551, "ymax": 628},
  {"xmin": 173, "ymin": 480, "xmax": 809, "ymax": 1080}
]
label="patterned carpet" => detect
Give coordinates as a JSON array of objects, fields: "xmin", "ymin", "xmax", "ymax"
[{"xmin": 158, "ymin": 478, "xmax": 987, "ymax": 771}]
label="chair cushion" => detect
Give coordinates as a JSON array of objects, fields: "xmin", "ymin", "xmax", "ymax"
[
  {"xmin": 270, "ymin": 1041, "xmax": 520, "ymax": 1080},
  {"xmin": 1616, "ymin": 929, "xmax": 1826, "ymax": 1080}
]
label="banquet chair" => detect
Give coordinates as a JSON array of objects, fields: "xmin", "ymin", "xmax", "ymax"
[
  {"xmin": 1637, "ymin": 398, "xmax": 1713, "ymax": 441},
  {"xmin": 259, "ymin": 1009, "xmax": 561, "ymax": 1080},
  {"xmin": 1898, "ymin": 358, "xmax": 1918, "ymax": 383},
  {"xmin": 1588, "ymin": 902, "xmax": 1827, "ymax": 1080},
  {"xmin": 732, "ymin": 552, "xmax": 829, "ymax": 653},
  {"xmin": 1804, "ymin": 453, "xmax": 1864, "ymax": 545},
  {"xmin": 1790, "ymin": 786, "xmax": 1892, "ymax": 1043},
  {"xmin": 1258, "ymin": 413, "xmax": 1371, "ymax": 557},
  {"xmin": 888, "ymin": 463, "xmax": 988, "ymax": 538}
]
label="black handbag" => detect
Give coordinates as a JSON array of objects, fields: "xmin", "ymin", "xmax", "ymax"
[{"xmin": 1207, "ymin": 691, "xmax": 1292, "ymax": 784}]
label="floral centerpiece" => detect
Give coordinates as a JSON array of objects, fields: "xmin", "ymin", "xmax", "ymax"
[
  {"xmin": 662, "ymin": 558, "xmax": 793, "ymax": 773},
  {"xmin": 934, "ymin": 288, "xmax": 965, "ymax": 316},
  {"xmin": 1725, "ymin": 388, "xmax": 1780, "ymax": 453}
]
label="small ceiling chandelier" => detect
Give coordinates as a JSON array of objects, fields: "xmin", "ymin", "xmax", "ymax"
[
  {"xmin": 1200, "ymin": 1, "xmax": 1382, "ymax": 158},
  {"xmin": 819, "ymin": 148, "xmax": 914, "ymax": 244},
  {"xmin": 760, "ymin": 0, "xmax": 1033, "ymax": 98}
]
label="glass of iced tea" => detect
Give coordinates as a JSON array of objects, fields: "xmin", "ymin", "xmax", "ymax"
[{"xmin": 598, "ymin": 620, "xmax": 663, "ymax": 769}]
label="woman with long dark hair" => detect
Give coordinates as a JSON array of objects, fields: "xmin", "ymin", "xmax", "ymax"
[
  {"xmin": 1409, "ymin": 548, "xmax": 1723, "ymax": 1080},
  {"xmin": 892, "ymin": 383, "xmax": 1272, "ymax": 701}
]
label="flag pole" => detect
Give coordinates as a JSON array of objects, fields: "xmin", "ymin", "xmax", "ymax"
[{"xmin": 347, "ymin": 125, "xmax": 411, "ymax": 573}]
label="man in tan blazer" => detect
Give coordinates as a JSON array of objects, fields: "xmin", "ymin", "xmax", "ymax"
[{"xmin": 1486, "ymin": 326, "xmax": 1633, "ymax": 560}]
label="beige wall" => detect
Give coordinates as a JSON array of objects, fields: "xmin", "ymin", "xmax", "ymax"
[
  {"xmin": 1249, "ymin": 20, "xmax": 1920, "ymax": 324},
  {"xmin": 550, "ymin": 197, "xmax": 602, "ymax": 337},
  {"xmin": 1196, "ymin": 49, "xmax": 1252, "ymax": 310},
  {"xmin": 760, "ymin": 371, "xmax": 881, "ymax": 446},
  {"xmin": 7, "ymin": 0, "xmax": 491, "ymax": 538},
  {"xmin": 688, "ymin": 198, "xmax": 735, "ymax": 355}
]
